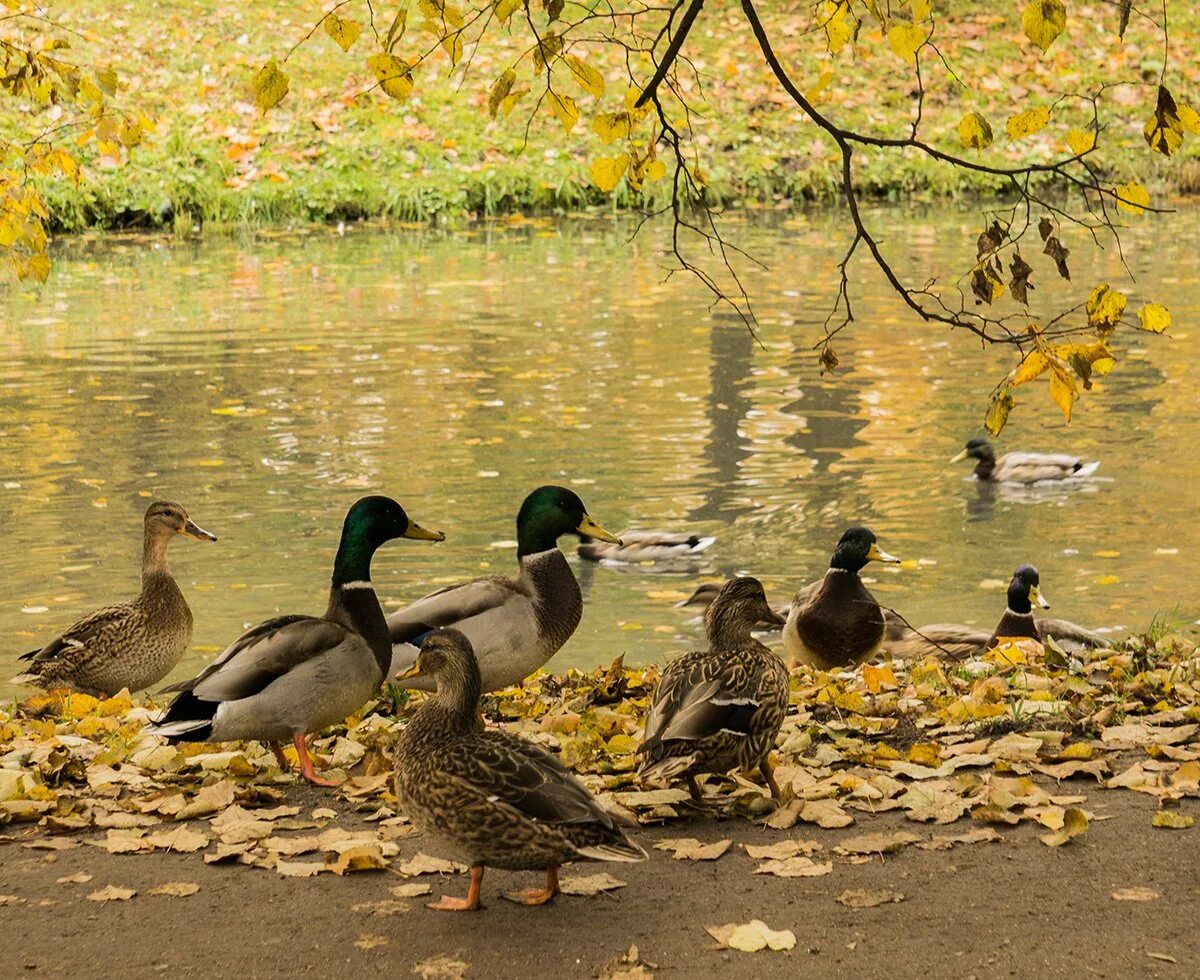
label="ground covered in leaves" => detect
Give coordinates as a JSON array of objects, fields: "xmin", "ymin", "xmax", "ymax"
[{"xmin": 1, "ymin": 630, "xmax": 1198, "ymax": 976}]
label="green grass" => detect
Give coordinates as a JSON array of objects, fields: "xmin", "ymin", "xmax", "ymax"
[{"xmin": 4, "ymin": 0, "xmax": 1200, "ymax": 232}]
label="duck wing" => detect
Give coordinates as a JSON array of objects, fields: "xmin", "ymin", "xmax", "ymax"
[
  {"xmin": 387, "ymin": 576, "xmax": 524, "ymax": 645},
  {"xmin": 20, "ymin": 602, "xmax": 142, "ymax": 664},
  {"xmin": 995, "ymin": 452, "xmax": 1097, "ymax": 482},
  {"xmin": 641, "ymin": 652, "xmax": 764, "ymax": 749},
  {"xmin": 167, "ymin": 615, "xmax": 348, "ymax": 703}
]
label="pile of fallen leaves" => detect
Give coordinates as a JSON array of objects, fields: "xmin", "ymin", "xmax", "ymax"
[{"xmin": 0, "ymin": 629, "xmax": 1197, "ymax": 888}]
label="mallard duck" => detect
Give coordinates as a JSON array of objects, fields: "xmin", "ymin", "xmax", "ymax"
[
  {"xmin": 638, "ymin": 577, "xmax": 789, "ymax": 801},
  {"xmin": 883, "ymin": 564, "xmax": 1111, "ymax": 659},
  {"xmin": 11, "ymin": 501, "xmax": 216, "ymax": 697},
  {"xmin": 388, "ymin": 485, "xmax": 619, "ymax": 692},
  {"xmin": 950, "ymin": 437, "xmax": 1100, "ymax": 483},
  {"xmin": 577, "ymin": 529, "xmax": 715, "ymax": 564},
  {"xmin": 677, "ymin": 581, "xmax": 789, "ymax": 631},
  {"xmin": 393, "ymin": 628, "xmax": 645, "ymax": 911},
  {"xmin": 147, "ymin": 496, "xmax": 443, "ymax": 786},
  {"xmin": 783, "ymin": 527, "xmax": 900, "ymax": 671}
]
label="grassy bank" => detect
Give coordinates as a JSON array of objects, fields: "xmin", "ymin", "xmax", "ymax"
[{"xmin": 5, "ymin": 1, "xmax": 1200, "ymax": 231}]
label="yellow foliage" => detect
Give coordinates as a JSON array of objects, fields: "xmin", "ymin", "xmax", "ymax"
[
  {"xmin": 1021, "ymin": 0, "xmax": 1067, "ymax": 53},
  {"xmin": 590, "ymin": 153, "xmax": 630, "ymax": 192},
  {"xmin": 1010, "ymin": 350, "xmax": 1049, "ymax": 387},
  {"xmin": 1116, "ymin": 181, "xmax": 1150, "ymax": 214},
  {"xmin": 495, "ymin": 0, "xmax": 523, "ymax": 23},
  {"xmin": 366, "ymin": 53, "xmax": 414, "ymax": 101},
  {"xmin": 1085, "ymin": 284, "xmax": 1127, "ymax": 330},
  {"xmin": 592, "ymin": 111, "xmax": 634, "ymax": 145},
  {"xmin": 957, "ymin": 112, "xmax": 993, "ymax": 151},
  {"xmin": 564, "ymin": 55, "xmax": 605, "ymax": 99},
  {"xmin": 323, "ymin": 14, "xmax": 362, "ymax": 52},
  {"xmin": 1006, "ymin": 105, "xmax": 1050, "ymax": 139},
  {"xmin": 821, "ymin": 2, "xmax": 855, "ymax": 54},
  {"xmin": 1137, "ymin": 303, "xmax": 1172, "ymax": 334},
  {"xmin": 887, "ymin": 23, "xmax": 927, "ymax": 62},
  {"xmin": 1048, "ymin": 364, "xmax": 1076, "ymax": 422},
  {"xmin": 252, "ymin": 59, "xmax": 289, "ymax": 114},
  {"xmin": 1065, "ymin": 128, "xmax": 1095, "ymax": 155},
  {"xmin": 546, "ymin": 91, "xmax": 579, "ymax": 133}
]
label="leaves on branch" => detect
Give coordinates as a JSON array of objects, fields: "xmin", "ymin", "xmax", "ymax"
[
  {"xmin": 1116, "ymin": 181, "xmax": 1150, "ymax": 214},
  {"xmin": 366, "ymin": 53, "xmax": 414, "ymax": 101},
  {"xmin": 1117, "ymin": 0, "xmax": 1132, "ymax": 39},
  {"xmin": 591, "ymin": 153, "xmax": 631, "ymax": 192},
  {"xmin": 887, "ymin": 23, "xmax": 928, "ymax": 63},
  {"xmin": 1137, "ymin": 303, "xmax": 1172, "ymax": 333},
  {"xmin": 1043, "ymin": 235, "xmax": 1070, "ymax": 280},
  {"xmin": 984, "ymin": 388, "xmax": 1016, "ymax": 435},
  {"xmin": 495, "ymin": 0, "xmax": 523, "ymax": 24},
  {"xmin": 488, "ymin": 69, "xmax": 517, "ymax": 118},
  {"xmin": 1006, "ymin": 105, "xmax": 1050, "ymax": 140},
  {"xmin": 976, "ymin": 220, "xmax": 1007, "ymax": 258},
  {"xmin": 1066, "ymin": 128, "xmax": 1096, "ymax": 155},
  {"xmin": 565, "ymin": 55, "xmax": 605, "ymax": 99},
  {"xmin": 1022, "ymin": 0, "xmax": 1067, "ymax": 53},
  {"xmin": 323, "ymin": 14, "xmax": 362, "ymax": 53},
  {"xmin": 1009, "ymin": 252, "xmax": 1034, "ymax": 304},
  {"xmin": 546, "ymin": 91, "xmax": 580, "ymax": 133},
  {"xmin": 1144, "ymin": 85, "xmax": 1184, "ymax": 157},
  {"xmin": 1086, "ymin": 284, "xmax": 1126, "ymax": 332},
  {"xmin": 970, "ymin": 264, "xmax": 1005, "ymax": 304},
  {"xmin": 252, "ymin": 59, "xmax": 289, "ymax": 114},
  {"xmin": 821, "ymin": 1, "xmax": 857, "ymax": 54},
  {"xmin": 957, "ymin": 112, "xmax": 994, "ymax": 151}
]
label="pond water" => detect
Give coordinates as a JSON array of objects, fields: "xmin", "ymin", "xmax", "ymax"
[{"xmin": 2, "ymin": 206, "xmax": 1197, "ymax": 698}]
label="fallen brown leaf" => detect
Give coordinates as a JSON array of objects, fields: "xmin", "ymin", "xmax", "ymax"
[{"xmin": 836, "ymin": 888, "xmax": 905, "ymax": 908}]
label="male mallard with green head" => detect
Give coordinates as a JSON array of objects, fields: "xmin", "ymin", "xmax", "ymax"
[
  {"xmin": 147, "ymin": 496, "xmax": 443, "ymax": 786},
  {"xmin": 12, "ymin": 500, "xmax": 216, "ymax": 697},
  {"xmin": 883, "ymin": 564, "xmax": 1110, "ymax": 659},
  {"xmin": 950, "ymin": 437, "xmax": 1100, "ymax": 484},
  {"xmin": 388, "ymin": 485, "xmax": 620, "ymax": 692},
  {"xmin": 394, "ymin": 628, "xmax": 646, "ymax": 911},
  {"xmin": 638, "ymin": 577, "xmax": 789, "ymax": 801},
  {"xmin": 784, "ymin": 526, "xmax": 900, "ymax": 671}
]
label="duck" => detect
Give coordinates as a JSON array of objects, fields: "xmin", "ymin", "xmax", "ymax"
[
  {"xmin": 677, "ymin": 580, "xmax": 791, "ymax": 631},
  {"xmin": 783, "ymin": 526, "xmax": 900, "ymax": 671},
  {"xmin": 577, "ymin": 529, "xmax": 715, "ymax": 564},
  {"xmin": 638, "ymin": 577, "xmax": 789, "ymax": 801},
  {"xmin": 950, "ymin": 437, "xmax": 1100, "ymax": 483},
  {"xmin": 146, "ymin": 496, "xmax": 443, "ymax": 786},
  {"xmin": 11, "ymin": 500, "xmax": 217, "ymax": 697},
  {"xmin": 388, "ymin": 485, "xmax": 619, "ymax": 692},
  {"xmin": 393, "ymin": 628, "xmax": 646, "ymax": 911},
  {"xmin": 882, "ymin": 564, "xmax": 1111, "ymax": 659}
]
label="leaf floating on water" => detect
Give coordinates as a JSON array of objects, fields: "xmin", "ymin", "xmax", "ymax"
[{"xmin": 706, "ymin": 920, "xmax": 797, "ymax": 953}]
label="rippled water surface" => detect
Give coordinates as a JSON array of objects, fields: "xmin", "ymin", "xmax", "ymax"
[{"xmin": 2, "ymin": 207, "xmax": 1198, "ymax": 697}]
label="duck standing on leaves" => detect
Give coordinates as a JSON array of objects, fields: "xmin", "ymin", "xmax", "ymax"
[
  {"xmin": 393, "ymin": 628, "xmax": 646, "ymax": 911},
  {"xmin": 148, "ymin": 497, "xmax": 443, "ymax": 786},
  {"xmin": 12, "ymin": 500, "xmax": 216, "ymax": 697},
  {"xmin": 638, "ymin": 577, "xmax": 790, "ymax": 801}
]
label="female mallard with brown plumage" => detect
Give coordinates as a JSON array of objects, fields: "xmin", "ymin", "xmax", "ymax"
[
  {"xmin": 387, "ymin": 486, "xmax": 620, "ymax": 692},
  {"xmin": 11, "ymin": 500, "xmax": 216, "ymax": 696},
  {"xmin": 882, "ymin": 564, "xmax": 1111, "ymax": 659},
  {"xmin": 147, "ymin": 496, "xmax": 443, "ymax": 786},
  {"xmin": 638, "ymin": 577, "xmax": 789, "ymax": 801},
  {"xmin": 393, "ymin": 629, "xmax": 645, "ymax": 911},
  {"xmin": 950, "ymin": 437, "xmax": 1100, "ymax": 484},
  {"xmin": 783, "ymin": 526, "xmax": 901, "ymax": 671}
]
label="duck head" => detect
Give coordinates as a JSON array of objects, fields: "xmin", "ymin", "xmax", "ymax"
[
  {"xmin": 332, "ymin": 496, "xmax": 444, "ymax": 586},
  {"xmin": 144, "ymin": 500, "xmax": 217, "ymax": 543},
  {"xmin": 517, "ymin": 485, "xmax": 620, "ymax": 557},
  {"xmin": 829, "ymin": 526, "xmax": 899, "ymax": 573},
  {"xmin": 1008, "ymin": 564, "xmax": 1050, "ymax": 613}
]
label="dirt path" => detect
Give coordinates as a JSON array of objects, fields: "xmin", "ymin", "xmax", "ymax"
[{"xmin": 1, "ymin": 782, "xmax": 1194, "ymax": 979}]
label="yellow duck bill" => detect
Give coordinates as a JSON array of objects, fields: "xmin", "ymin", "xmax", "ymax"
[
  {"xmin": 576, "ymin": 513, "xmax": 622, "ymax": 545},
  {"xmin": 403, "ymin": 522, "xmax": 446, "ymax": 542},
  {"xmin": 867, "ymin": 543, "xmax": 900, "ymax": 563}
]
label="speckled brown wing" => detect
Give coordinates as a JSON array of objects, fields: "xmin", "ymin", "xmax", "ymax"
[
  {"xmin": 639, "ymin": 646, "xmax": 788, "ymax": 777},
  {"xmin": 398, "ymin": 732, "xmax": 642, "ymax": 870}
]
